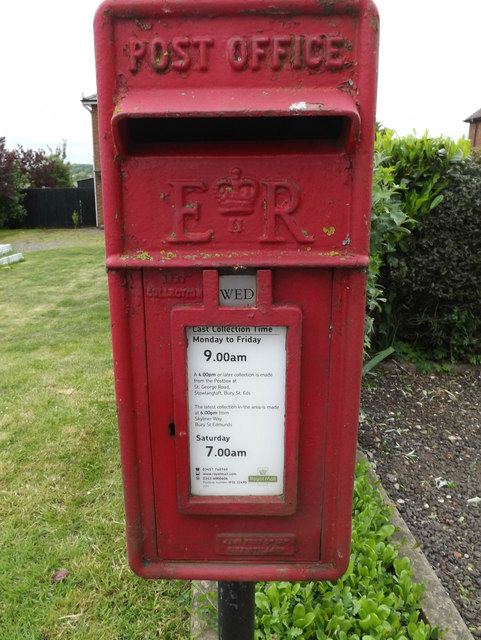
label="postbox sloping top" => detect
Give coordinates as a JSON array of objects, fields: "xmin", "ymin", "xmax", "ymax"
[{"xmin": 113, "ymin": 87, "xmax": 359, "ymax": 120}]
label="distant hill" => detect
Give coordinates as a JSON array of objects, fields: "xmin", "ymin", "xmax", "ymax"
[{"xmin": 71, "ymin": 164, "xmax": 93, "ymax": 183}]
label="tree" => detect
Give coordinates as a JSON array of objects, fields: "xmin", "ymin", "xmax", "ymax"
[
  {"xmin": 18, "ymin": 141, "xmax": 74, "ymax": 189},
  {"xmin": 0, "ymin": 137, "xmax": 26, "ymax": 227}
]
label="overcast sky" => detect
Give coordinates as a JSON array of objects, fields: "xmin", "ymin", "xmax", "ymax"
[{"xmin": 1, "ymin": 0, "xmax": 480, "ymax": 164}]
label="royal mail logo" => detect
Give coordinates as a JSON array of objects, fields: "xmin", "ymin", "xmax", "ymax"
[
  {"xmin": 248, "ymin": 475, "xmax": 278, "ymax": 483},
  {"xmin": 168, "ymin": 166, "xmax": 314, "ymax": 245},
  {"xmin": 248, "ymin": 467, "xmax": 278, "ymax": 483}
]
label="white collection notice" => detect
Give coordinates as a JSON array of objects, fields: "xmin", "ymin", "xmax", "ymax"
[{"xmin": 186, "ymin": 325, "xmax": 287, "ymax": 496}]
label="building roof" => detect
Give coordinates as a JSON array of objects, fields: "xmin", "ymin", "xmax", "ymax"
[
  {"xmin": 464, "ymin": 108, "xmax": 481, "ymax": 123},
  {"xmin": 81, "ymin": 94, "xmax": 98, "ymax": 107}
]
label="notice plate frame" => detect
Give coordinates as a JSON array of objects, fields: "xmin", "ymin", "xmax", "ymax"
[{"xmin": 171, "ymin": 270, "xmax": 302, "ymax": 516}]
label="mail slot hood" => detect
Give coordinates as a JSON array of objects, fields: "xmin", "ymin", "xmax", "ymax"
[{"xmin": 112, "ymin": 88, "xmax": 361, "ymax": 155}]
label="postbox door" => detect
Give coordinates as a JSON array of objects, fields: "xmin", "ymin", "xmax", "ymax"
[{"xmin": 143, "ymin": 266, "xmax": 333, "ymax": 563}]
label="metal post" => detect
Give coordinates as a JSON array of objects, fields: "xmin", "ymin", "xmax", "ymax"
[{"xmin": 218, "ymin": 581, "xmax": 255, "ymax": 640}]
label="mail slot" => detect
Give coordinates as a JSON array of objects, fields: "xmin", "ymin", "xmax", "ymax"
[
  {"xmin": 115, "ymin": 114, "xmax": 356, "ymax": 153},
  {"xmin": 94, "ymin": 0, "xmax": 379, "ymax": 581}
]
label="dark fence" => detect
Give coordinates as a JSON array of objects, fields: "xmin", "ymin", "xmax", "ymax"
[{"xmin": 23, "ymin": 188, "xmax": 96, "ymax": 228}]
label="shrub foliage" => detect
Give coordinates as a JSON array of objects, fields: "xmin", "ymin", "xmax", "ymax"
[
  {"xmin": 254, "ymin": 463, "xmax": 440, "ymax": 640},
  {"xmin": 379, "ymin": 153, "xmax": 481, "ymax": 363},
  {"xmin": 0, "ymin": 138, "xmax": 25, "ymax": 227},
  {"xmin": 367, "ymin": 130, "xmax": 478, "ymax": 363}
]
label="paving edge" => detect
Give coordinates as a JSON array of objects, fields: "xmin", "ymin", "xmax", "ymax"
[
  {"xmin": 358, "ymin": 451, "xmax": 474, "ymax": 640},
  {"xmin": 0, "ymin": 252, "xmax": 24, "ymax": 266},
  {"xmin": 0, "ymin": 244, "xmax": 13, "ymax": 255},
  {"xmin": 191, "ymin": 456, "xmax": 474, "ymax": 640}
]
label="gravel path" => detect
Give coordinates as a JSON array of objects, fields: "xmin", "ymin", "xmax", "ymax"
[
  {"xmin": 359, "ymin": 366, "xmax": 481, "ymax": 637},
  {"xmin": 9, "ymin": 228, "xmax": 104, "ymax": 253}
]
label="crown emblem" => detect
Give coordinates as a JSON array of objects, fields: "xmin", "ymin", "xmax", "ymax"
[{"xmin": 214, "ymin": 167, "xmax": 259, "ymax": 216}]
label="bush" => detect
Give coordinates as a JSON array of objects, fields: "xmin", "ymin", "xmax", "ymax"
[
  {"xmin": 368, "ymin": 131, "xmax": 471, "ymax": 358},
  {"xmin": 375, "ymin": 130, "xmax": 470, "ymax": 223},
  {"xmin": 379, "ymin": 154, "xmax": 481, "ymax": 363},
  {"xmin": 254, "ymin": 463, "xmax": 440, "ymax": 640},
  {"xmin": 365, "ymin": 148, "xmax": 410, "ymax": 352}
]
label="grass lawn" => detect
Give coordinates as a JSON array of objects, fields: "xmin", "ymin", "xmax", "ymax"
[{"xmin": 0, "ymin": 232, "xmax": 189, "ymax": 639}]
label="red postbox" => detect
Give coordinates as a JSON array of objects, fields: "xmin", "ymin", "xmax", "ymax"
[{"xmin": 94, "ymin": 0, "xmax": 379, "ymax": 581}]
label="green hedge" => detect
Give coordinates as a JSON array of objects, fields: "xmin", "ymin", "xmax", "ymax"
[
  {"xmin": 366, "ymin": 130, "xmax": 478, "ymax": 363},
  {"xmin": 378, "ymin": 153, "xmax": 481, "ymax": 363}
]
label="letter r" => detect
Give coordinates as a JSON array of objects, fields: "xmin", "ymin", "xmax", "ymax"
[{"xmin": 259, "ymin": 180, "xmax": 314, "ymax": 244}]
